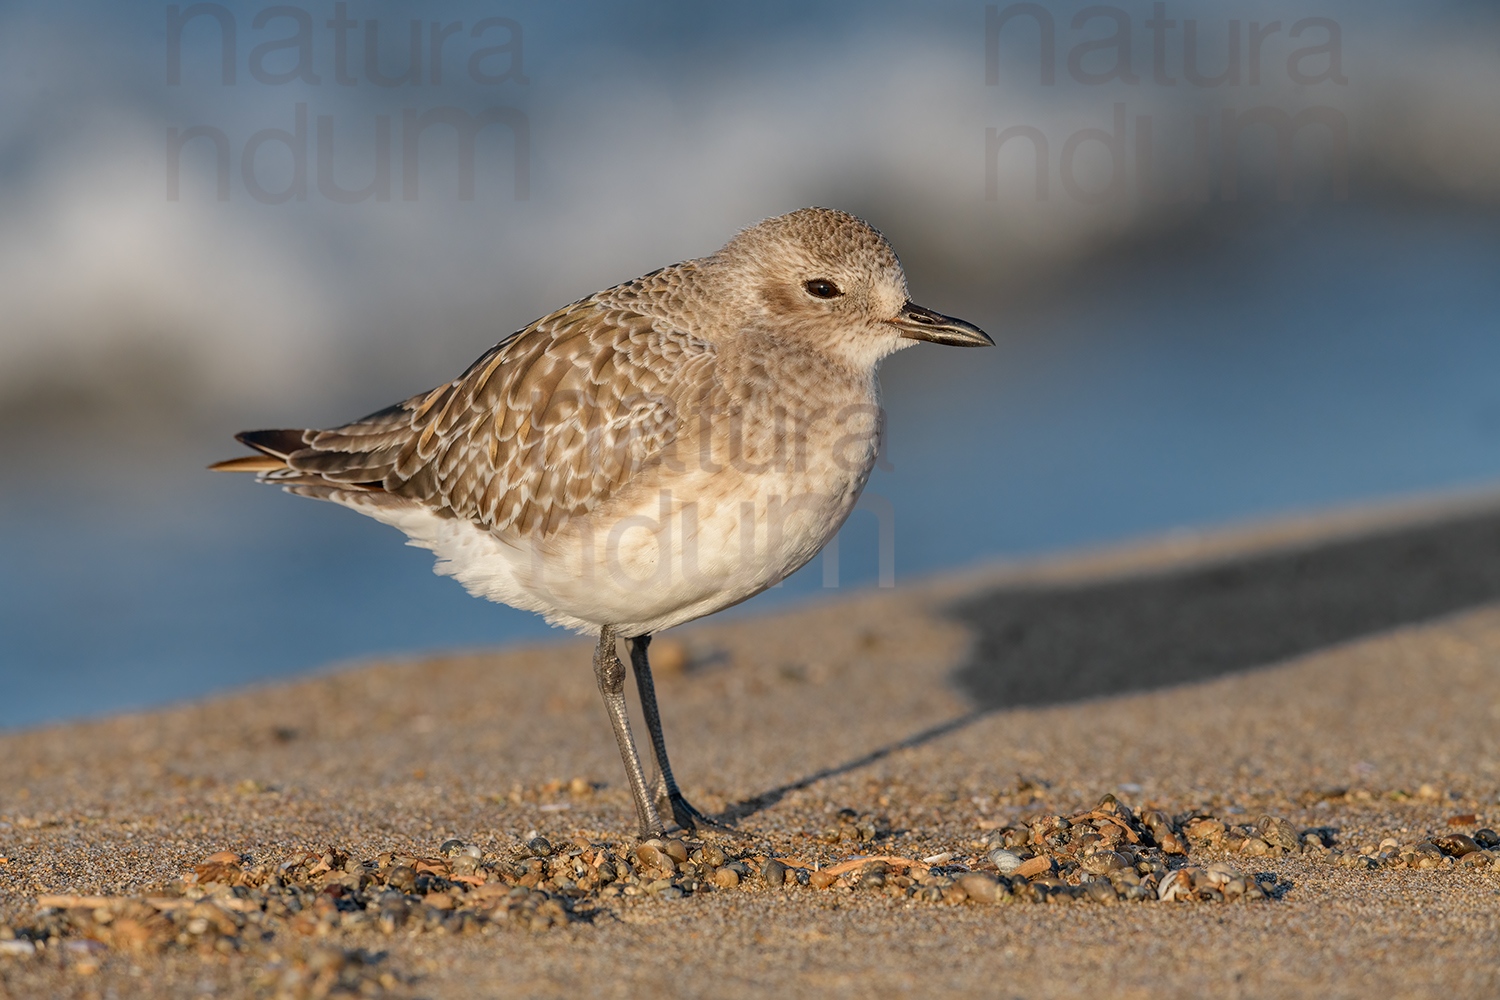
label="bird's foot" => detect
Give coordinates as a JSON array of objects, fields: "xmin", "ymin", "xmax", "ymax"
[{"xmin": 661, "ymin": 792, "xmax": 735, "ymax": 836}]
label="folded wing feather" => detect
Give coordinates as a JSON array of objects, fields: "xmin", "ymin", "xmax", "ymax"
[{"xmin": 214, "ymin": 299, "xmax": 718, "ymax": 540}]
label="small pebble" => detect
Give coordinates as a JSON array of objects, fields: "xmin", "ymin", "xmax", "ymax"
[
  {"xmin": 955, "ymin": 872, "xmax": 1003, "ymax": 903},
  {"xmin": 1258, "ymin": 816, "xmax": 1301, "ymax": 853},
  {"xmin": 1084, "ymin": 879, "xmax": 1118, "ymax": 903},
  {"xmin": 1157, "ymin": 868, "xmax": 1197, "ymax": 901},
  {"xmin": 988, "ymin": 849, "xmax": 1024, "ymax": 875},
  {"xmin": 1434, "ymin": 834, "xmax": 1479, "ymax": 857},
  {"xmin": 1157, "ymin": 833, "xmax": 1186, "ymax": 855},
  {"xmin": 1014, "ymin": 855, "xmax": 1055, "ymax": 880},
  {"xmin": 1204, "ymin": 862, "xmax": 1245, "ymax": 883},
  {"xmin": 1079, "ymin": 852, "xmax": 1128, "ymax": 876},
  {"xmin": 526, "ymin": 837, "xmax": 554, "ymax": 858},
  {"xmin": 1412, "ymin": 843, "xmax": 1445, "ymax": 869},
  {"xmin": 1184, "ymin": 818, "xmax": 1226, "ymax": 844}
]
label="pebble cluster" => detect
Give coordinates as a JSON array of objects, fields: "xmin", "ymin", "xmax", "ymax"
[
  {"xmin": 1323, "ymin": 828, "xmax": 1500, "ymax": 870},
  {"xmin": 964, "ymin": 795, "xmax": 1292, "ymax": 903},
  {"xmin": 4, "ymin": 795, "xmax": 1499, "ymax": 994}
]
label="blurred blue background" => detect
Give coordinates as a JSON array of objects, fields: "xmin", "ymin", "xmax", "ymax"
[{"xmin": 2, "ymin": 0, "xmax": 1498, "ymax": 727}]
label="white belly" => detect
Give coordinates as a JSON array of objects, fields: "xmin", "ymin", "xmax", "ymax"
[
  {"xmin": 341, "ymin": 444, "xmax": 875, "ymax": 636},
  {"xmin": 330, "ymin": 354, "xmax": 886, "ymax": 636}
]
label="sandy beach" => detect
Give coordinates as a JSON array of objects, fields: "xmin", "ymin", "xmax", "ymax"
[{"xmin": 4, "ymin": 490, "xmax": 1500, "ymax": 999}]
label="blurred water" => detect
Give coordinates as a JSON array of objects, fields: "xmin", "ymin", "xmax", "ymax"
[
  {"xmin": 3, "ymin": 0, "xmax": 1500, "ymax": 727},
  {"xmin": 3, "ymin": 202, "xmax": 1496, "ymax": 728},
  {"xmin": 4, "ymin": 0, "xmax": 1498, "ymax": 420}
]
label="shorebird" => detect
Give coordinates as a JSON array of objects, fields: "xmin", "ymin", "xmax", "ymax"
[{"xmin": 212, "ymin": 208, "xmax": 990, "ymax": 838}]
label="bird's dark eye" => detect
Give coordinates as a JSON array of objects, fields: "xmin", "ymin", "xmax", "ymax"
[{"xmin": 804, "ymin": 279, "xmax": 842, "ymax": 300}]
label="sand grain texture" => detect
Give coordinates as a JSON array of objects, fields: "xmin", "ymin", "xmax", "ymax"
[{"xmin": 4, "ymin": 493, "xmax": 1500, "ymax": 998}]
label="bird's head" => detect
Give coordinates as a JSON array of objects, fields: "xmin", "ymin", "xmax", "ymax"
[{"xmin": 707, "ymin": 207, "xmax": 992, "ymax": 368}]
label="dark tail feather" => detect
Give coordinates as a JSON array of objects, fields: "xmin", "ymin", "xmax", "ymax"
[
  {"xmin": 211, "ymin": 428, "xmax": 386, "ymax": 493},
  {"xmin": 235, "ymin": 428, "xmax": 312, "ymax": 460},
  {"xmin": 208, "ymin": 428, "xmax": 312, "ymax": 473}
]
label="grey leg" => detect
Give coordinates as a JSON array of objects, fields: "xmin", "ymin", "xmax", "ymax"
[
  {"xmin": 629, "ymin": 634, "xmax": 732, "ymax": 833},
  {"xmin": 594, "ymin": 626, "xmax": 663, "ymax": 840}
]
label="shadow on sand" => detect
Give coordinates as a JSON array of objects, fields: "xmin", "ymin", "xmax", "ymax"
[{"xmin": 723, "ymin": 500, "xmax": 1500, "ymax": 823}]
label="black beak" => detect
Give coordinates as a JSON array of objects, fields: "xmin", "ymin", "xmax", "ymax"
[{"xmin": 890, "ymin": 301, "xmax": 993, "ymax": 347}]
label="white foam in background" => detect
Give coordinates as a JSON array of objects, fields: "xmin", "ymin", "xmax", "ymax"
[
  {"xmin": 0, "ymin": 121, "xmax": 335, "ymax": 413},
  {"xmin": 0, "ymin": 1, "xmax": 1495, "ymax": 439}
]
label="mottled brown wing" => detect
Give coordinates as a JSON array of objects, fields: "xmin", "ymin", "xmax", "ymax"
[{"xmin": 286, "ymin": 300, "xmax": 717, "ymax": 537}]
